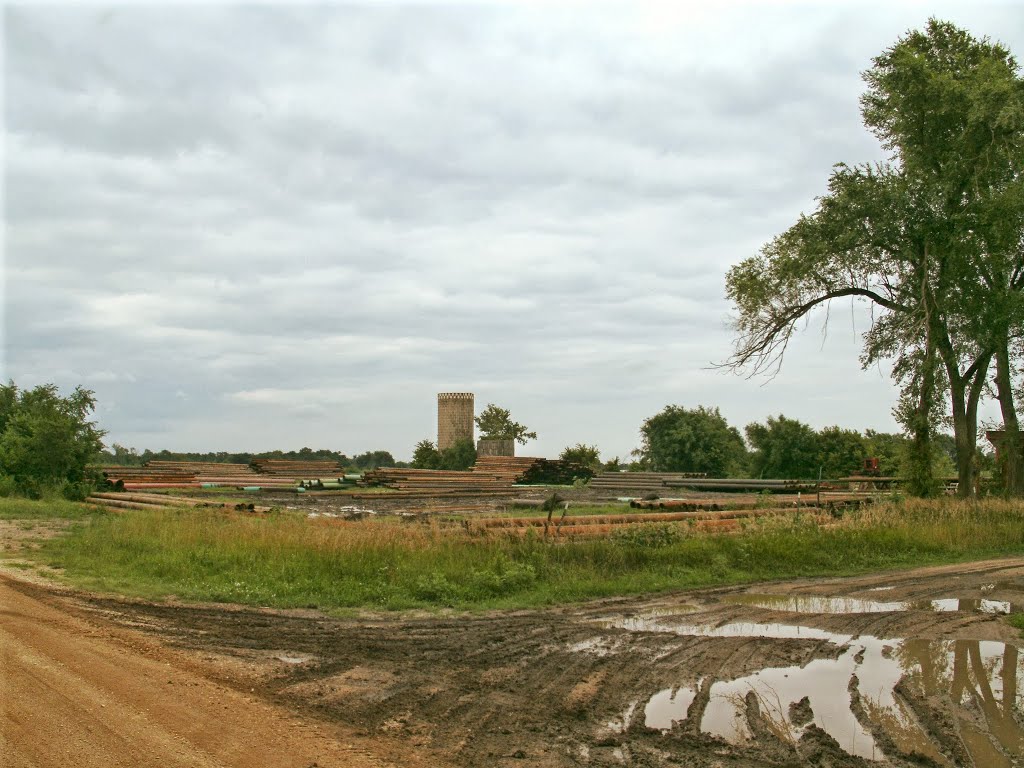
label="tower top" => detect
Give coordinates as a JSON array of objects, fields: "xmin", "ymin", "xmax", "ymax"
[{"xmin": 437, "ymin": 392, "xmax": 474, "ymax": 401}]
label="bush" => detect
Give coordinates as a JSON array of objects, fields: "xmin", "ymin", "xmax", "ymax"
[
  {"xmin": 0, "ymin": 382, "xmax": 105, "ymax": 496},
  {"xmin": 60, "ymin": 480, "xmax": 94, "ymax": 502},
  {"xmin": 0, "ymin": 475, "xmax": 16, "ymax": 497}
]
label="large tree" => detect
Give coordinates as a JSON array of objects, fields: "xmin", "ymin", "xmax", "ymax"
[
  {"xmin": 475, "ymin": 404, "xmax": 537, "ymax": 445},
  {"xmin": 745, "ymin": 415, "xmax": 821, "ymax": 479},
  {"xmin": 637, "ymin": 405, "xmax": 747, "ymax": 476},
  {"xmin": 0, "ymin": 382, "xmax": 106, "ymax": 496},
  {"xmin": 725, "ymin": 20, "xmax": 1024, "ymax": 496}
]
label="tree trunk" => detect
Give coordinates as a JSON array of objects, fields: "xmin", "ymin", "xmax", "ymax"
[
  {"xmin": 905, "ymin": 346, "xmax": 939, "ymax": 497},
  {"xmin": 945, "ymin": 357, "xmax": 990, "ymax": 498},
  {"xmin": 994, "ymin": 342, "xmax": 1023, "ymax": 495}
]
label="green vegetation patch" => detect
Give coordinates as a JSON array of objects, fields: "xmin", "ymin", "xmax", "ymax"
[
  {"xmin": 0, "ymin": 496, "xmax": 99, "ymax": 521},
  {"xmin": 1007, "ymin": 613, "xmax": 1024, "ymax": 635}
]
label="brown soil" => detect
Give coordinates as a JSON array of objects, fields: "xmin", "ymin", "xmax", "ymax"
[
  {"xmin": 3, "ymin": 516, "xmax": 1023, "ymax": 767},
  {"xmin": 0, "ymin": 572, "xmax": 441, "ymax": 767}
]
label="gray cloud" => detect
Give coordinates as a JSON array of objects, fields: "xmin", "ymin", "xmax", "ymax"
[{"xmin": 4, "ymin": 3, "xmax": 1021, "ymax": 459}]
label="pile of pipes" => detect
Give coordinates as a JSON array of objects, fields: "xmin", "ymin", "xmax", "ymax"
[
  {"xmin": 361, "ymin": 457, "xmax": 594, "ymax": 493},
  {"xmin": 470, "ymin": 456, "xmax": 542, "ymax": 482},
  {"xmin": 629, "ymin": 493, "xmax": 870, "ymax": 511},
  {"xmin": 86, "ymin": 491, "xmax": 272, "ymax": 514},
  {"xmin": 589, "ymin": 472, "xmax": 820, "ymax": 495},
  {"xmin": 251, "ymin": 459, "xmax": 345, "ymax": 477},
  {"xmin": 458, "ymin": 507, "xmax": 835, "ymax": 539},
  {"xmin": 359, "ymin": 468, "xmax": 517, "ymax": 493},
  {"xmin": 298, "ymin": 474, "xmax": 362, "ymax": 491},
  {"xmin": 101, "ymin": 461, "xmax": 293, "ymax": 490}
]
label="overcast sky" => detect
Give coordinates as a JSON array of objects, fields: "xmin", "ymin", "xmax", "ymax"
[{"xmin": 3, "ymin": 2, "xmax": 1022, "ymax": 460}]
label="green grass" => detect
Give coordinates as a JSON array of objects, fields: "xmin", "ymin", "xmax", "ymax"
[
  {"xmin": 1007, "ymin": 613, "xmax": 1024, "ymax": 635},
  {"xmin": 24, "ymin": 498, "xmax": 1024, "ymax": 611},
  {"xmin": 0, "ymin": 496, "xmax": 99, "ymax": 520}
]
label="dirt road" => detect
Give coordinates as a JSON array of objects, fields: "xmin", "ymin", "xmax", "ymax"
[
  {"xmin": 0, "ymin": 573, "xmax": 429, "ymax": 768},
  {"xmin": 3, "ymin": 551, "xmax": 1024, "ymax": 766}
]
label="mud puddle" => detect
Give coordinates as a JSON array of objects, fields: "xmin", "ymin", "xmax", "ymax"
[
  {"xmin": 723, "ymin": 593, "xmax": 1022, "ymax": 615},
  {"xmin": 642, "ymin": 634, "xmax": 1022, "ymax": 763},
  {"xmin": 602, "ymin": 610, "xmax": 1024, "ymax": 765}
]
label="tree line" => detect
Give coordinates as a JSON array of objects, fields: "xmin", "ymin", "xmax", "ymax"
[
  {"xmin": 99, "ymin": 445, "xmax": 403, "ymax": 471},
  {"xmin": 626, "ymin": 404, "xmax": 979, "ymax": 481}
]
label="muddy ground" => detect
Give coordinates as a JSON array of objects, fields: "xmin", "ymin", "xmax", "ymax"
[{"xmin": 45, "ymin": 555, "xmax": 1022, "ymax": 767}]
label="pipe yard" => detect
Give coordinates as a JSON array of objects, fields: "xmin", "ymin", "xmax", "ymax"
[{"xmin": 89, "ymin": 458, "xmax": 882, "ymax": 542}]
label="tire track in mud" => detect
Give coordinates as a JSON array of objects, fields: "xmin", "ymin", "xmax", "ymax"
[{"xmin": 58, "ymin": 559, "xmax": 1024, "ymax": 767}]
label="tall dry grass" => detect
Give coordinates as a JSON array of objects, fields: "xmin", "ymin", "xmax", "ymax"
[{"xmin": 35, "ymin": 498, "xmax": 1024, "ymax": 610}]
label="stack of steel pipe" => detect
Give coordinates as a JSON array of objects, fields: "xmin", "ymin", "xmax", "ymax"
[
  {"xmin": 470, "ymin": 456, "xmax": 541, "ymax": 482},
  {"xmin": 360, "ymin": 468, "xmax": 516, "ymax": 491},
  {"xmin": 460, "ymin": 506, "xmax": 833, "ymax": 539},
  {"xmin": 99, "ymin": 466, "xmax": 200, "ymax": 490},
  {"xmin": 589, "ymin": 472, "xmax": 821, "ymax": 495},
  {"xmin": 252, "ymin": 459, "xmax": 344, "ymax": 477},
  {"xmin": 588, "ymin": 472, "xmax": 709, "ymax": 493},
  {"xmin": 663, "ymin": 478, "xmax": 819, "ymax": 492},
  {"xmin": 87, "ymin": 492, "xmax": 272, "ymax": 513}
]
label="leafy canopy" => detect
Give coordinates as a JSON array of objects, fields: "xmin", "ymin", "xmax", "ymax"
[
  {"xmin": 475, "ymin": 404, "xmax": 537, "ymax": 446},
  {"xmin": 559, "ymin": 443, "xmax": 602, "ymax": 471},
  {"xmin": 637, "ymin": 405, "xmax": 746, "ymax": 476},
  {"xmin": 0, "ymin": 381, "xmax": 106, "ymax": 496}
]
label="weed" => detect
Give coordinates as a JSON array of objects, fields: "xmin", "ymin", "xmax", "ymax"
[{"xmin": 1007, "ymin": 613, "xmax": 1024, "ymax": 635}]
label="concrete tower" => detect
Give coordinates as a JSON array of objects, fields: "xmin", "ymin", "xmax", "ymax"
[{"xmin": 437, "ymin": 392, "xmax": 474, "ymax": 451}]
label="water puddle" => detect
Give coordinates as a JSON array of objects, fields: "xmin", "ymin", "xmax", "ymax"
[
  {"xmin": 607, "ymin": 615, "xmax": 853, "ymax": 644},
  {"xmin": 276, "ymin": 654, "xmax": 313, "ymax": 665},
  {"xmin": 621, "ymin": 615, "xmax": 1024, "ymax": 764},
  {"xmin": 722, "ymin": 593, "xmax": 1021, "ymax": 615}
]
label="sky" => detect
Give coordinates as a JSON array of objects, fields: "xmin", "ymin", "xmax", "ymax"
[{"xmin": 3, "ymin": 2, "xmax": 1022, "ymax": 461}]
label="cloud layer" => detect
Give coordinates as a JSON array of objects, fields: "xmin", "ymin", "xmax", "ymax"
[{"xmin": 5, "ymin": 3, "xmax": 1020, "ymax": 459}]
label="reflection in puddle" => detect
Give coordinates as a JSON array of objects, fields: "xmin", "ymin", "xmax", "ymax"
[
  {"xmin": 622, "ymin": 614, "xmax": 1024, "ymax": 764},
  {"xmin": 928, "ymin": 598, "xmax": 1015, "ymax": 614},
  {"xmin": 608, "ymin": 615, "xmax": 852, "ymax": 644},
  {"xmin": 722, "ymin": 593, "xmax": 1020, "ymax": 615}
]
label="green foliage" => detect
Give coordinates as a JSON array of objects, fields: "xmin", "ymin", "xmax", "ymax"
[
  {"xmin": 1007, "ymin": 613, "xmax": 1024, "ymax": 635},
  {"xmin": 745, "ymin": 415, "xmax": 820, "ymax": 479},
  {"xmin": 638, "ymin": 405, "xmax": 747, "ymax": 476},
  {"xmin": 0, "ymin": 495, "xmax": 99, "ymax": 520},
  {"xmin": 475, "ymin": 403, "xmax": 537, "ymax": 445},
  {"xmin": 411, "ymin": 439, "xmax": 441, "ymax": 469},
  {"xmin": 96, "ymin": 445, "xmax": 405, "ymax": 471},
  {"xmin": 559, "ymin": 443, "xmax": 602, "ymax": 472},
  {"xmin": 0, "ymin": 382, "xmax": 105, "ymax": 496},
  {"xmin": 815, "ymin": 426, "xmax": 868, "ymax": 479},
  {"xmin": 864, "ymin": 430, "xmax": 909, "ymax": 476},
  {"xmin": 438, "ymin": 438, "xmax": 476, "ymax": 471},
  {"xmin": 611, "ymin": 524, "xmax": 683, "ymax": 548},
  {"xmin": 348, "ymin": 450, "xmax": 397, "ymax": 470},
  {"xmin": 412, "ymin": 438, "xmax": 476, "ymax": 471},
  {"xmin": 603, "ymin": 456, "xmax": 623, "ymax": 471}
]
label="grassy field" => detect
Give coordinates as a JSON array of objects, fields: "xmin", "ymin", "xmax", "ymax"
[
  {"xmin": 8, "ymin": 497, "xmax": 1023, "ymax": 611},
  {"xmin": 0, "ymin": 496, "xmax": 97, "ymax": 520}
]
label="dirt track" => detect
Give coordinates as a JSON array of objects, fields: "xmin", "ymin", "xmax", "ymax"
[
  {"xmin": 0, "ymin": 573, "xmax": 435, "ymax": 768},
  {"xmin": 3, "ymin": 548, "xmax": 1024, "ymax": 766}
]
